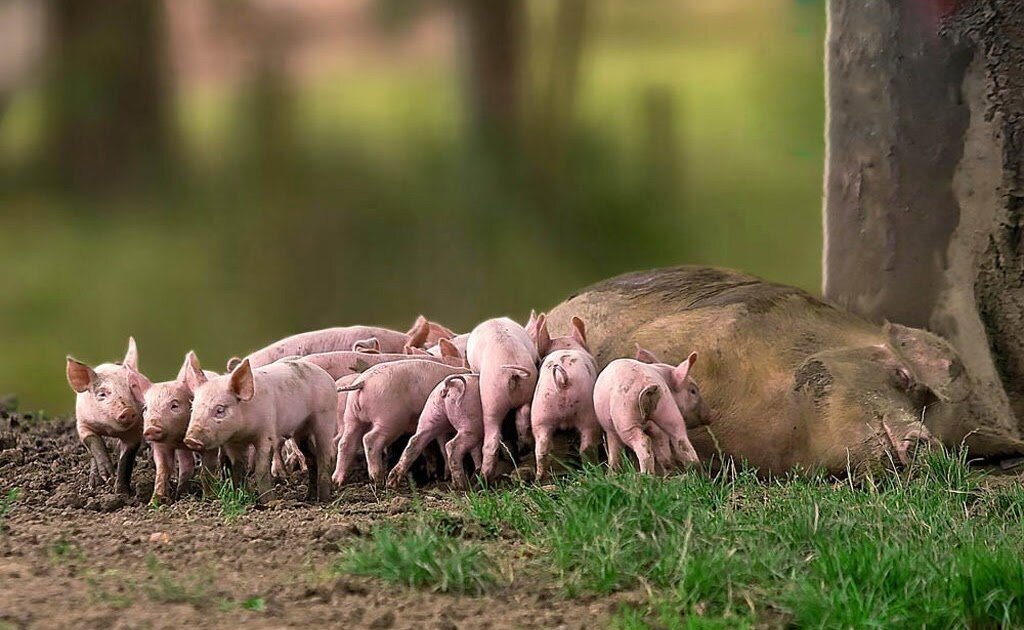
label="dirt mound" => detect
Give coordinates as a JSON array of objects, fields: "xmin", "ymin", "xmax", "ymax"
[{"xmin": 0, "ymin": 411, "xmax": 607, "ymax": 628}]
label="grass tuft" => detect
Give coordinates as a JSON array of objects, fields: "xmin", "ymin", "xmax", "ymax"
[
  {"xmin": 335, "ymin": 513, "xmax": 494, "ymax": 595},
  {"xmin": 0, "ymin": 487, "xmax": 20, "ymax": 533},
  {"xmin": 209, "ymin": 477, "xmax": 257, "ymax": 521},
  {"xmin": 463, "ymin": 452, "xmax": 1024, "ymax": 627},
  {"xmin": 142, "ymin": 556, "xmax": 213, "ymax": 606}
]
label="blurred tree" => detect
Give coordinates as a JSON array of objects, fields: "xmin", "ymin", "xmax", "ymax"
[
  {"xmin": 456, "ymin": 0, "xmax": 524, "ymax": 157},
  {"xmin": 43, "ymin": 0, "xmax": 174, "ymax": 191},
  {"xmin": 823, "ymin": 1, "xmax": 1024, "ymax": 442},
  {"xmin": 528, "ymin": 0, "xmax": 588, "ymax": 184}
]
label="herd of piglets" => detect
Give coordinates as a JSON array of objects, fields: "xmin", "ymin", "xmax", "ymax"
[{"xmin": 66, "ymin": 313, "xmax": 709, "ymax": 504}]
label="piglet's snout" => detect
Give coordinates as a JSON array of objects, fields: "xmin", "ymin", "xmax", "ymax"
[
  {"xmin": 183, "ymin": 437, "xmax": 205, "ymax": 452},
  {"xmin": 116, "ymin": 406, "xmax": 139, "ymax": 427},
  {"xmin": 143, "ymin": 426, "xmax": 164, "ymax": 441}
]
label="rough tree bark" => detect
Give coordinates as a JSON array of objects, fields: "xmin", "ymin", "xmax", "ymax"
[
  {"xmin": 45, "ymin": 0, "xmax": 173, "ymax": 191},
  {"xmin": 823, "ymin": 1, "xmax": 1024, "ymax": 441}
]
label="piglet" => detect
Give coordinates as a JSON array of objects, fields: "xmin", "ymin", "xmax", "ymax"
[
  {"xmin": 227, "ymin": 315, "xmax": 454, "ymax": 370},
  {"xmin": 297, "ymin": 341, "xmax": 464, "ymax": 380},
  {"xmin": 386, "ymin": 373, "xmax": 484, "ymax": 490},
  {"xmin": 66, "ymin": 337, "xmax": 144, "ymax": 495},
  {"xmin": 128, "ymin": 351, "xmax": 220, "ymax": 504},
  {"xmin": 592, "ymin": 348, "xmax": 704, "ymax": 474},
  {"xmin": 530, "ymin": 315, "xmax": 602, "ymax": 479},
  {"xmin": 183, "ymin": 355, "xmax": 338, "ymax": 502},
  {"xmin": 333, "ymin": 359, "xmax": 469, "ymax": 485},
  {"xmin": 467, "ymin": 317, "xmax": 539, "ymax": 480}
]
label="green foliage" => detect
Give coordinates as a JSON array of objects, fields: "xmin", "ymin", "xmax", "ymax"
[
  {"xmin": 335, "ymin": 513, "xmax": 494, "ymax": 595},
  {"xmin": 0, "ymin": 488, "xmax": 20, "ymax": 533},
  {"xmin": 241, "ymin": 596, "xmax": 266, "ymax": 612},
  {"xmin": 209, "ymin": 477, "xmax": 257, "ymax": 521},
  {"xmin": 142, "ymin": 556, "xmax": 213, "ymax": 606},
  {"xmin": 464, "ymin": 452, "xmax": 1024, "ymax": 628}
]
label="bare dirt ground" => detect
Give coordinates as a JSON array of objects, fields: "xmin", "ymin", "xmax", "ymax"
[{"xmin": 0, "ymin": 411, "xmax": 619, "ymax": 629}]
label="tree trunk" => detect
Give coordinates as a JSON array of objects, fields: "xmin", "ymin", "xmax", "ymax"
[
  {"xmin": 456, "ymin": 0, "xmax": 524, "ymax": 156},
  {"xmin": 44, "ymin": 0, "xmax": 173, "ymax": 191},
  {"xmin": 823, "ymin": 1, "xmax": 1024, "ymax": 439}
]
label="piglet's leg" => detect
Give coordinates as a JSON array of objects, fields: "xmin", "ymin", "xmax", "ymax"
[
  {"xmin": 334, "ymin": 419, "xmax": 368, "ymax": 486},
  {"xmin": 532, "ymin": 423, "xmax": 555, "ymax": 481},
  {"xmin": 515, "ymin": 404, "xmax": 533, "ymax": 449},
  {"xmin": 578, "ymin": 420, "xmax": 603, "ymax": 468},
  {"xmin": 175, "ymin": 449, "xmax": 197, "ymax": 500},
  {"xmin": 150, "ymin": 443, "xmax": 175, "ymax": 505},
  {"xmin": 362, "ymin": 426, "xmax": 396, "ymax": 486},
  {"xmin": 445, "ymin": 434, "xmax": 473, "ymax": 491},
  {"xmin": 198, "ymin": 449, "xmax": 220, "ymax": 496},
  {"xmin": 222, "ymin": 444, "xmax": 248, "ymax": 490},
  {"xmin": 480, "ymin": 408, "xmax": 507, "ymax": 481},
  {"xmin": 650, "ymin": 404, "xmax": 699, "ymax": 468},
  {"xmin": 387, "ymin": 409, "xmax": 449, "ymax": 489},
  {"xmin": 83, "ymin": 435, "xmax": 114, "ymax": 486},
  {"xmin": 311, "ymin": 412, "xmax": 336, "ymax": 502},
  {"xmin": 648, "ymin": 426, "xmax": 675, "ymax": 476},
  {"xmin": 295, "ymin": 434, "xmax": 318, "ymax": 502},
  {"xmin": 605, "ymin": 431, "xmax": 624, "ymax": 471},
  {"xmin": 616, "ymin": 423, "xmax": 655, "ymax": 474},
  {"xmin": 114, "ymin": 438, "xmax": 141, "ymax": 496},
  {"xmin": 252, "ymin": 438, "xmax": 276, "ymax": 503}
]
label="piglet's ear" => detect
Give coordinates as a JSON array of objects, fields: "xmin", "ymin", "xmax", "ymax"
[
  {"xmin": 123, "ymin": 336, "xmax": 139, "ymax": 372},
  {"xmin": 184, "ymin": 351, "xmax": 208, "ymax": 393},
  {"xmin": 230, "ymin": 359, "xmax": 255, "ymax": 402},
  {"xmin": 66, "ymin": 356, "xmax": 96, "ymax": 393},
  {"xmin": 571, "ymin": 316, "xmax": 588, "ymax": 350},
  {"xmin": 353, "ymin": 337, "xmax": 381, "ymax": 354},
  {"xmin": 439, "ymin": 338, "xmax": 460, "ymax": 360},
  {"xmin": 533, "ymin": 313, "xmax": 551, "ymax": 356},
  {"xmin": 126, "ymin": 366, "xmax": 152, "ymax": 403},
  {"xmin": 526, "ymin": 310, "xmax": 538, "ymax": 332},
  {"xmin": 635, "ymin": 344, "xmax": 661, "ymax": 364},
  {"xmin": 406, "ymin": 315, "xmax": 430, "ymax": 348},
  {"xmin": 673, "ymin": 352, "xmax": 697, "ymax": 383}
]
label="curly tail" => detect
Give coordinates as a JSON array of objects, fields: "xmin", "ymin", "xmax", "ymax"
[
  {"xmin": 552, "ymin": 364, "xmax": 569, "ymax": 390},
  {"xmin": 337, "ymin": 382, "xmax": 365, "ymax": 393},
  {"xmin": 637, "ymin": 384, "xmax": 661, "ymax": 422}
]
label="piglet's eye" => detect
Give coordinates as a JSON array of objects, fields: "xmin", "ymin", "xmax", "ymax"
[
  {"xmin": 690, "ymin": 388, "xmax": 698, "ymax": 396},
  {"xmin": 170, "ymin": 400, "xmax": 180, "ymax": 411},
  {"xmin": 96, "ymin": 390, "xmax": 108, "ymax": 401},
  {"xmin": 215, "ymin": 405, "xmax": 227, "ymax": 418}
]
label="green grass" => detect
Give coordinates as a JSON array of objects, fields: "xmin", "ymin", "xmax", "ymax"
[
  {"xmin": 459, "ymin": 450, "xmax": 1024, "ymax": 628},
  {"xmin": 241, "ymin": 596, "xmax": 266, "ymax": 612},
  {"xmin": 335, "ymin": 512, "xmax": 494, "ymax": 595},
  {"xmin": 0, "ymin": 488, "xmax": 20, "ymax": 533},
  {"xmin": 142, "ymin": 556, "xmax": 214, "ymax": 606},
  {"xmin": 209, "ymin": 477, "xmax": 258, "ymax": 521}
]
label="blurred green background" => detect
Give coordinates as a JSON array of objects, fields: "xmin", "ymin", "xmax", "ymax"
[{"xmin": 0, "ymin": 0, "xmax": 824, "ymax": 413}]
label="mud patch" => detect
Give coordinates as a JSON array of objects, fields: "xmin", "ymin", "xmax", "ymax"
[{"xmin": 0, "ymin": 415, "xmax": 611, "ymax": 629}]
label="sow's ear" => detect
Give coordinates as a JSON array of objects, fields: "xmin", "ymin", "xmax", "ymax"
[
  {"xmin": 883, "ymin": 322, "xmax": 967, "ymax": 403},
  {"xmin": 792, "ymin": 355, "xmax": 833, "ymax": 401},
  {"xmin": 230, "ymin": 359, "xmax": 256, "ymax": 401},
  {"xmin": 66, "ymin": 357, "xmax": 97, "ymax": 393}
]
